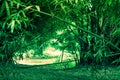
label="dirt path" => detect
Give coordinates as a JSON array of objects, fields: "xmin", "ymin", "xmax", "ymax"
[{"xmin": 16, "ymin": 58, "xmax": 58, "ymax": 65}]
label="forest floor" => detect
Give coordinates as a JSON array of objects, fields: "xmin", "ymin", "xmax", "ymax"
[{"xmin": 0, "ymin": 59, "xmax": 120, "ymax": 80}]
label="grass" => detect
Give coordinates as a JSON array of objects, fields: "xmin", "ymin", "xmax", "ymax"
[{"xmin": 0, "ymin": 62, "xmax": 120, "ymax": 80}]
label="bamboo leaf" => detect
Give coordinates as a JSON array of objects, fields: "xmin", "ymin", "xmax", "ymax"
[
  {"xmin": 10, "ymin": 20, "xmax": 15, "ymax": 33},
  {"xmin": 21, "ymin": 11, "xmax": 27, "ymax": 18},
  {"xmin": 2, "ymin": 21, "xmax": 7, "ymax": 29},
  {"xmin": 17, "ymin": 3, "xmax": 20, "ymax": 9},
  {"xmin": 16, "ymin": 20, "xmax": 21, "ymax": 29},
  {"xmin": 99, "ymin": 15, "xmax": 103, "ymax": 28},
  {"xmin": 5, "ymin": 1, "xmax": 10, "ymax": 16},
  {"xmin": 35, "ymin": 5, "xmax": 40, "ymax": 12},
  {"xmin": 112, "ymin": 28, "xmax": 120, "ymax": 37},
  {"xmin": 0, "ymin": 1, "xmax": 5, "ymax": 17},
  {"xmin": 66, "ymin": 0, "xmax": 68, "ymax": 3},
  {"xmin": 69, "ymin": 0, "xmax": 72, "ymax": 4},
  {"xmin": 25, "ymin": 6, "xmax": 33, "ymax": 10},
  {"xmin": 10, "ymin": 0, "xmax": 14, "ymax": 7},
  {"xmin": 112, "ymin": 58, "xmax": 120, "ymax": 64},
  {"xmin": 75, "ymin": 0, "xmax": 78, "ymax": 3}
]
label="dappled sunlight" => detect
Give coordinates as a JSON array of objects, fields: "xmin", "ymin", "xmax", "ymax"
[
  {"xmin": 1, "ymin": 0, "xmax": 120, "ymax": 80},
  {"xmin": 13, "ymin": 49, "xmax": 35, "ymax": 60},
  {"xmin": 16, "ymin": 58, "xmax": 57, "ymax": 65},
  {"xmin": 15, "ymin": 46, "xmax": 75, "ymax": 65},
  {"xmin": 43, "ymin": 46, "xmax": 75, "ymax": 61},
  {"xmin": 43, "ymin": 46, "xmax": 61, "ymax": 56}
]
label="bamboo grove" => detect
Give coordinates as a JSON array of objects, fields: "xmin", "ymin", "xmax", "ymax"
[{"xmin": 0, "ymin": 0, "xmax": 120, "ymax": 66}]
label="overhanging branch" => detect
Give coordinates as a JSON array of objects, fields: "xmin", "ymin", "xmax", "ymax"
[
  {"xmin": 13, "ymin": 1, "xmax": 120, "ymax": 52},
  {"xmin": 39, "ymin": 11, "xmax": 120, "ymax": 52}
]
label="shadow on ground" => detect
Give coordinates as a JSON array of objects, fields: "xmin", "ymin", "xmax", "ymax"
[{"xmin": 1, "ymin": 61, "xmax": 120, "ymax": 80}]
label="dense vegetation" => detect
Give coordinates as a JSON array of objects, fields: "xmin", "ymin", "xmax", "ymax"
[
  {"xmin": 0, "ymin": 0, "xmax": 120, "ymax": 65},
  {"xmin": 0, "ymin": 0, "xmax": 120, "ymax": 79}
]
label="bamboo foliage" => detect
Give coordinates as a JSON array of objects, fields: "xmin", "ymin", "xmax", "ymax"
[
  {"xmin": 0, "ymin": 0, "xmax": 41, "ymax": 63},
  {"xmin": 0, "ymin": 0, "xmax": 41, "ymax": 33},
  {"xmin": 0, "ymin": 0, "xmax": 120, "ymax": 65},
  {"xmin": 49, "ymin": 0, "xmax": 120, "ymax": 65}
]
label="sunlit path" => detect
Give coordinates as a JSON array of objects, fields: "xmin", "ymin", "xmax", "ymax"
[
  {"xmin": 16, "ymin": 58, "xmax": 57, "ymax": 65},
  {"xmin": 15, "ymin": 46, "xmax": 75, "ymax": 65}
]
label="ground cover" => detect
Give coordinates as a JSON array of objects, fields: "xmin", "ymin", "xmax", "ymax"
[{"xmin": 0, "ymin": 59, "xmax": 120, "ymax": 80}]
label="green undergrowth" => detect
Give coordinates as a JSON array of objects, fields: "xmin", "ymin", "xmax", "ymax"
[{"xmin": 0, "ymin": 63, "xmax": 120, "ymax": 80}]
